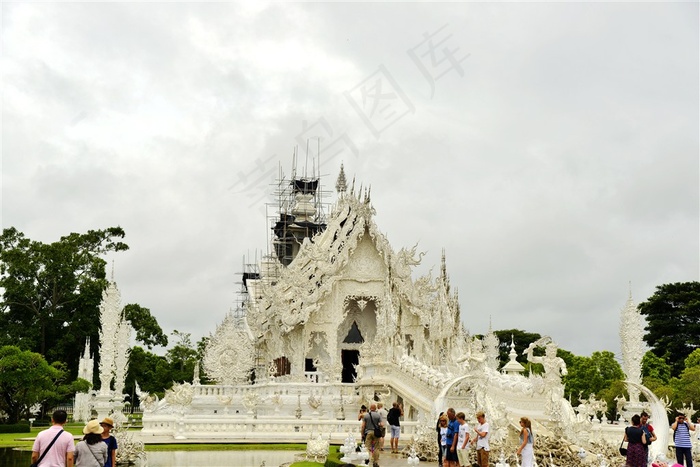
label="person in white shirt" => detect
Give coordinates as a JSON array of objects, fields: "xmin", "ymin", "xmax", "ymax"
[
  {"xmin": 471, "ymin": 411, "xmax": 490, "ymax": 467},
  {"xmin": 377, "ymin": 402, "xmax": 389, "ymax": 451},
  {"xmin": 456, "ymin": 412, "xmax": 471, "ymax": 467}
]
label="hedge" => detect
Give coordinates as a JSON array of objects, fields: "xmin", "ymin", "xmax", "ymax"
[
  {"xmin": 324, "ymin": 445, "xmax": 348, "ymax": 467},
  {"xmin": 0, "ymin": 422, "xmax": 31, "ymax": 433}
]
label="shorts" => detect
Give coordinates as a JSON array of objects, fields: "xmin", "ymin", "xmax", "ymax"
[
  {"xmin": 390, "ymin": 425, "xmax": 400, "ymax": 438},
  {"xmin": 457, "ymin": 448, "xmax": 469, "ymax": 465},
  {"xmin": 445, "ymin": 446, "xmax": 459, "ymax": 462},
  {"xmin": 380, "ymin": 426, "xmax": 386, "ymax": 438}
]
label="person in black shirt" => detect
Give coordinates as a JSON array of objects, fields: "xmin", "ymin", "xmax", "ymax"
[{"xmin": 387, "ymin": 402, "xmax": 403, "ymax": 454}]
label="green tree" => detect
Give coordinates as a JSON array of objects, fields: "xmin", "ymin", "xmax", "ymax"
[
  {"xmin": 642, "ymin": 350, "xmax": 672, "ymax": 383},
  {"xmin": 166, "ymin": 330, "xmax": 198, "ymax": 382},
  {"xmin": 126, "ymin": 346, "xmax": 174, "ymax": 398},
  {"xmin": 0, "ymin": 227, "xmax": 128, "ymax": 375},
  {"xmin": 123, "ymin": 304, "xmax": 168, "ymax": 349},
  {"xmin": 0, "ymin": 346, "xmax": 88, "ymax": 423},
  {"xmin": 563, "ymin": 351, "xmax": 625, "ymax": 407},
  {"xmin": 126, "ymin": 332, "xmax": 203, "ymax": 401},
  {"xmin": 639, "ymin": 282, "xmax": 700, "ymax": 377},
  {"xmin": 672, "ymin": 349, "xmax": 700, "ymax": 409}
]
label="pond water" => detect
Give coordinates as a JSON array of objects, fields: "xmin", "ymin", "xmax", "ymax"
[{"xmin": 0, "ymin": 448, "xmax": 302, "ymax": 467}]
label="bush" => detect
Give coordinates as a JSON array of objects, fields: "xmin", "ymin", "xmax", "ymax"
[
  {"xmin": 324, "ymin": 445, "xmax": 346, "ymax": 467},
  {"xmin": 0, "ymin": 422, "xmax": 30, "ymax": 433}
]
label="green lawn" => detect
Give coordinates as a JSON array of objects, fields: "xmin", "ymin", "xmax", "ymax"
[
  {"xmin": 1, "ymin": 430, "xmax": 308, "ymax": 454},
  {"xmin": 0, "ymin": 423, "xmax": 85, "ymax": 449}
]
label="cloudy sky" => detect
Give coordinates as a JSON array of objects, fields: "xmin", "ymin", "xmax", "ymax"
[{"xmin": 2, "ymin": 2, "xmax": 698, "ymax": 359}]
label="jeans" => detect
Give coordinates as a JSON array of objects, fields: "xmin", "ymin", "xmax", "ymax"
[{"xmin": 676, "ymin": 446, "xmax": 693, "ymax": 467}]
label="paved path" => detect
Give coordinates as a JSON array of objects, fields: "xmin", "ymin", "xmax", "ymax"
[{"xmin": 349, "ymin": 448, "xmax": 439, "ymax": 467}]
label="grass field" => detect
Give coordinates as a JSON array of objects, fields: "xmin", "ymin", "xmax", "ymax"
[{"xmin": 0, "ymin": 427, "xmax": 308, "ymax": 454}]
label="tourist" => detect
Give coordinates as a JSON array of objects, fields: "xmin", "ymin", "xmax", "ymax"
[
  {"xmin": 640, "ymin": 411, "xmax": 657, "ymax": 463},
  {"xmin": 358, "ymin": 404, "xmax": 368, "ymax": 421},
  {"xmin": 361, "ymin": 403, "xmax": 382, "ymax": 467},
  {"xmin": 455, "ymin": 412, "xmax": 470, "ymax": 467},
  {"xmin": 438, "ymin": 415, "xmax": 448, "ymax": 467},
  {"xmin": 74, "ymin": 419, "xmax": 108, "ymax": 467},
  {"xmin": 436, "ymin": 412, "xmax": 446, "ymax": 467},
  {"xmin": 444, "ymin": 408, "xmax": 460, "ymax": 467},
  {"xmin": 387, "ymin": 401, "xmax": 403, "ymax": 454},
  {"xmin": 517, "ymin": 417, "xmax": 534, "ymax": 467},
  {"xmin": 100, "ymin": 417, "xmax": 119, "ymax": 467},
  {"xmin": 672, "ymin": 414, "xmax": 695, "ymax": 466},
  {"xmin": 471, "ymin": 411, "xmax": 490, "ymax": 467},
  {"xmin": 624, "ymin": 414, "xmax": 648, "ymax": 467},
  {"xmin": 31, "ymin": 409, "xmax": 75, "ymax": 467},
  {"xmin": 377, "ymin": 402, "xmax": 388, "ymax": 450}
]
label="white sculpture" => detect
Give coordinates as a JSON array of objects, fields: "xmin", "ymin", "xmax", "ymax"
[
  {"xmin": 619, "ymin": 288, "xmax": 645, "ymax": 403},
  {"xmin": 94, "ymin": 277, "xmax": 133, "ymax": 422},
  {"xmin": 74, "ymin": 340, "xmax": 94, "ymax": 422},
  {"xmin": 203, "ymin": 310, "xmax": 254, "ymax": 385}
]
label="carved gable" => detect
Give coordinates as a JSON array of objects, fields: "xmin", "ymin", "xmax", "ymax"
[{"xmin": 341, "ymin": 229, "xmax": 387, "ymax": 282}]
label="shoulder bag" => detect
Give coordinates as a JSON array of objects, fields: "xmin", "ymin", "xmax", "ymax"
[
  {"xmin": 88, "ymin": 443, "xmax": 105, "ymax": 467},
  {"xmin": 30, "ymin": 429, "xmax": 64, "ymax": 467},
  {"xmin": 369, "ymin": 413, "xmax": 382, "ymax": 438},
  {"xmin": 619, "ymin": 435, "xmax": 627, "ymax": 456}
]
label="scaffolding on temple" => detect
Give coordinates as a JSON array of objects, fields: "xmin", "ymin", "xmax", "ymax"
[{"xmin": 264, "ymin": 145, "xmax": 331, "ymax": 268}]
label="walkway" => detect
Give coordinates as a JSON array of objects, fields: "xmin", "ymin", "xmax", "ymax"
[{"xmin": 351, "ymin": 449, "xmax": 439, "ymax": 467}]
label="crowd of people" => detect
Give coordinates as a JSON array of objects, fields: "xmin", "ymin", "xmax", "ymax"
[
  {"xmin": 435, "ymin": 409, "xmax": 508, "ymax": 467},
  {"xmin": 32, "ymin": 404, "xmax": 700, "ymax": 467},
  {"xmin": 359, "ymin": 401, "xmax": 404, "ymax": 467},
  {"xmin": 31, "ymin": 410, "xmax": 118, "ymax": 467}
]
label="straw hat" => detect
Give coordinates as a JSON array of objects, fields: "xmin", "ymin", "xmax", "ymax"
[
  {"xmin": 83, "ymin": 419, "xmax": 104, "ymax": 435},
  {"xmin": 100, "ymin": 417, "xmax": 114, "ymax": 428}
]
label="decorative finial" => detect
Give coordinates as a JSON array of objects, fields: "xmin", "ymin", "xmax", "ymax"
[
  {"xmin": 110, "ymin": 260, "xmax": 115, "ymax": 283},
  {"xmin": 335, "ymin": 163, "xmax": 347, "ymax": 194}
]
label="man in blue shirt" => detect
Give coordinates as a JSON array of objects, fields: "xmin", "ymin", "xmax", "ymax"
[{"xmin": 445, "ymin": 408, "xmax": 460, "ymax": 467}]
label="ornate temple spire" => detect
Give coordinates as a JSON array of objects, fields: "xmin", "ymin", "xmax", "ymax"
[
  {"xmin": 83, "ymin": 338, "xmax": 91, "ymax": 359},
  {"xmin": 440, "ymin": 249, "xmax": 450, "ymax": 292},
  {"xmin": 483, "ymin": 322, "xmax": 500, "ymax": 371},
  {"xmin": 193, "ymin": 361, "xmax": 201, "ymax": 385},
  {"xmin": 619, "ymin": 284, "xmax": 644, "ymax": 403},
  {"xmin": 98, "ymin": 281, "xmax": 121, "ymax": 395},
  {"xmin": 335, "ymin": 163, "xmax": 347, "ymax": 194},
  {"xmin": 502, "ymin": 335, "xmax": 525, "ymax": 374},
  {"xmin": 78, "ymin": 338, "xmax": 94, "ymax": 383}
]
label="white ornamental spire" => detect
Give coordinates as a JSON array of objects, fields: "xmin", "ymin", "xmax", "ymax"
[
  {"xmin": 619, "ymin": 284, "xmax": 644, "ymax": 403},
  {"xmin": 113, "ymin": 316, "xmax": 132, "ymax": 397},
  {"xmin": 78, "ymin": 338, "xmax": 94, "ymax": 383},
  {"xmin": 483, "ymin": 320, "xmax": 500, "ymax": 371},
  {"xmin": 336, "ymin": 163, "xmax": 347, "ymax": 194},
  {"xmin": 98, "ymin": 280, "xmax": 121, "ymax": 395}
]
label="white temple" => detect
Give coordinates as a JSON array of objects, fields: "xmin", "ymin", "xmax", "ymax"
[{"xmin": 132, "ymin": 161, "xmax": 681, "ymax": 465}]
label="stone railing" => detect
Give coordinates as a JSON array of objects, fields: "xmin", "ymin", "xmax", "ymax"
[{"xmin": 141, "ymin": 415, "xmax": 422, "ymax": 442}]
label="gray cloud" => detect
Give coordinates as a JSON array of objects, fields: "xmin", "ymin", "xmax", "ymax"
[{"xmin": 2, "ymin": 2, "xmax": 697, "ymax": 359}]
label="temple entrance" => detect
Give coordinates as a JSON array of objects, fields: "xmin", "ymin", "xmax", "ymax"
[{"xmin": 341, "ymin": 349, "xmax": 359, "ymax": 383}]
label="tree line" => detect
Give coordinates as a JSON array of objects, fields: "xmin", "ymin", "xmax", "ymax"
[{"xmin": 1, "ymin": 227, "xmax": 698, "ymax": 423}]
